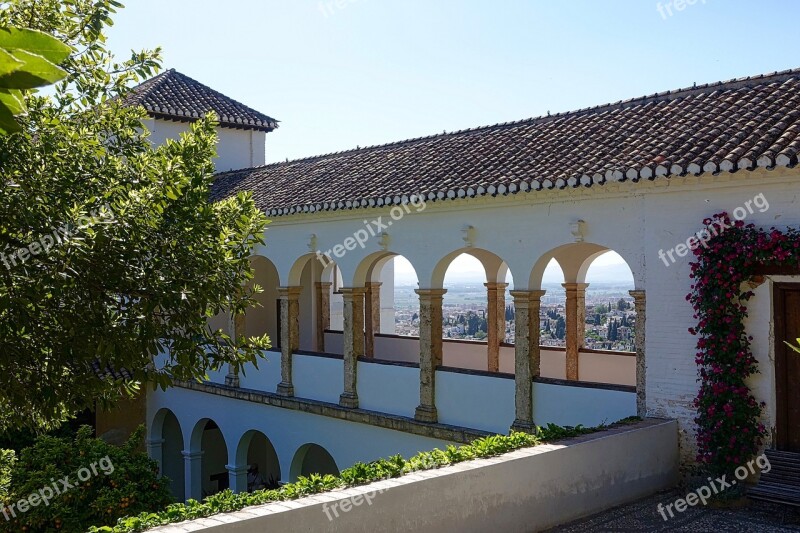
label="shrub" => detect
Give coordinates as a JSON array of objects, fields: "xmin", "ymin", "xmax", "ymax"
[{"xmin": 0, "ymin": 426, "xmax": 173, "ymax": 533}]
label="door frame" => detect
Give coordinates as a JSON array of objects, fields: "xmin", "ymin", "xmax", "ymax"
[{"xmin": 774, "ymin": 282, "xmax": 800, "ymax": 451}]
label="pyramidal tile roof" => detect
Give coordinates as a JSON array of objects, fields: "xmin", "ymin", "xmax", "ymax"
[
  {"xmin": 125, "ymin": 69, "xmax": 278, "ymax": 132},
  {"xmin": 211, "ymin": 67, "xmax": 800, "ymax": 217}
]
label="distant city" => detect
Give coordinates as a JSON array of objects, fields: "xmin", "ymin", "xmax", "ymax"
[{"xmin": 393, "ymin": 281, "xmax": 636, "ymax": 352}]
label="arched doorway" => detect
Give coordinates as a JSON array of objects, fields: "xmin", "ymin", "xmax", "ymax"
[
  {"xmin": 235, "ymin": 430, "xmax": 281, "ymax": 491},
  {"xmin": 289, "ymin": 443, "xmax": 339, "ymax": 481},
  {"xmin": 150, "ymin": 408, "xmax": 185, "ymax": 501}
]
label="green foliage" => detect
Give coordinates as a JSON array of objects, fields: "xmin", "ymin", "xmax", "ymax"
[
  {"xmin": 88, "ymin": 418, "xmax": 640, "ymax": 533},
  {"xmin": 0, "ymin": 25, "xmax": 71, "ymax": 133},
  {"xmin": 0, "ymin": 426, "xmax": 173, "ymax": 533},
  {"xmin": 0, "ymin": 449, "xmax": 14, "ymax": 500},
  {"xmin": 0, "ymin": 0, "xmax": 270, "ymax": 432}
]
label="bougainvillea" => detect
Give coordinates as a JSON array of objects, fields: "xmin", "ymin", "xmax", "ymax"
[{"xmin": 688, "ymin": 212, "xmax": 800, "ymax": 474}]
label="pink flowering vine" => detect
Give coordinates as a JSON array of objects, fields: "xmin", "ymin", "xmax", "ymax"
[{"xmin": 688, "ymin": 213, "xmax": 800, "ymax": 474}]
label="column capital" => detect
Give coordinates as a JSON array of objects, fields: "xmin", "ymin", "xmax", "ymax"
[
  {"xmin": 415, "ymin": 288, "xmax": 447, "ymax": 299},
  {"xmin": 181, "ymin": 450, "xmax": 204, "ymax": 460},
  {"xmin": 225, "ymin": 464, "xmax": 249, "ymax": 475},
  {"xmin": 629, "ymin": 289, "xmax": 646, "ymax": 302},
  {"xmin": 145, "ymin": 438, "xmax": 165, "ymax": 446},
  {"xmin": 340, "ymin": 287, "xmax": 367, "ymax": 298},
  {"xmin": 277, "ymin": 286, "xmax": 303, "ymax": 299},
  {"xmin": 562, "ymin": 282, "xmax": 590, "ymax": 291},
  {"xmin": 364, "ymin": 281, "xmax": 383, "ymax": 288},
  {"xmin": 510, "ymin": 289, "xmax": 546, "ymax": 304},
  {"xmin": 315, "ymin": 281, "xmax": 333, "ymax": 288},
  {"xmin": 484, "ymin": 282, "xmax": 509, "ymax": 290}
]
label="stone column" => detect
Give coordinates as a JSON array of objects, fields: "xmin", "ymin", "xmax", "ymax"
[
  {"xmin": 485, "ymin": 282, "xmax": 508, "ymax": 372},
  {"xmin": 226, "ymin": 312, "xmax": 246, "ymax": 387},
  {"xmin": 414, "ymin": 289, "xmax": 446, "ymax": 423},
  {"xmin": 340, "ymin": 287, "xmax": 366, "ymax": 408},
  {"xmin": 146, "ymin": 438, "xmax": 165, "ymax": 476},
  {"xmin": 277, "ymin": 286, "xmax": 302, "ymax": 397},
  {"xmin": 315, "ymin": 281, "xmax": 332, "ymax": 352},
  {"xmin": 629, "ymin": 290, "xmax": 647, "ymax": 417},
  {"xmin": 364, "ymin": 281, "xmax": 382, "ymax": 358},
  {"xmin": 563, "ymin": 283, "xmax": 589, "ymax": 381},
  {"xmin": 182, "ymin": 450, "xmax": 203, "ymax": 502},
  {"xmin": 226, "ymin": 464, "xmax": 248, "ymax": 494},
  {"xmin": 510, "ymin": 290, "xmax": 546, "ymax": 432}
]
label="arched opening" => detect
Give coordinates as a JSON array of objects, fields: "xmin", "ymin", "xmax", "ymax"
[
  {"xmin": 198, "ymin": 419, "xmax": 229, "ymax": 498},
  {"xmin": 288, "ymin": 253, "xmax": 326, "ymax": 352},
  {"xmin": 390, "ymin": 256, "xmax": 419, "ymax": 338},
  {"xmin": 436, "ymin": 249, "xmax": 513, "ymax": 371},
  {"xmin": 530, "ymin": 243, "xmax": 638, "ymax": 384},
  {"xmin": 540, "ymin": 258, "xmax": 567, "ymax": 349},
  {"xmin": 246, "ymin": 256, "xmax": 280, "ymax": 342},
  {"xmin": 150, "ymin": 409, "xmax": 185, "ymax": 501},
  {"xmin": 583, "ymin": 251, "xmax": 636, "ymax": 352},
  {"xmin": 235, "ymin": 430, "xmax": 281, "ymax": 491},
  {"xmin": 289, "ymin": 443, "xmax": 339, "ymax": 481}
]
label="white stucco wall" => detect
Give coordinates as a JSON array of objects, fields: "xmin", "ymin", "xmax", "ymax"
[
  {"xmin": 141, "ymin": 118, "xmax": 266, "ymax": 172},
  {"xmin": 357, "ymin": 361, "xmax": 419, "ymax": 418},
  {"xmin": 149, "ymin": 387, "xmax": 453, "ymax": 485}
]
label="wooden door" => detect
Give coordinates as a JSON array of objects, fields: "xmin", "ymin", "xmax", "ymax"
[{"xmin": 775, "ymin": 283, "xmax": 800, "ymax": 453}]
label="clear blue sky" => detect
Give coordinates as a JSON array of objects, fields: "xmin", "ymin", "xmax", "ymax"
[{"xmin": 108, "ymin": 0, "xmax": 800, "ymax": 164}]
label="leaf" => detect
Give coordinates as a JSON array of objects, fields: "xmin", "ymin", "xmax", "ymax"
[
  {"xmin": 0, "ymin": 50, "xmax": 68, "ymax": 90},
  {"xmin": 0, "ymin": 28, "xmax": 72, "ymax": 64},
  {"xmin": 0, "ymin": 88, "xmax": 24, "ymax": 115},
  {"xmin": 0, "ymin": 98, "xmax": 21, "ymax": 133},
  {"xmin": 0, "ymin": 47, "xmax": 23, "ymax": 77}
]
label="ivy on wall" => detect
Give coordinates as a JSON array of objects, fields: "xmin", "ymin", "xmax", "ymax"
[{"xmin": 688, "ymin": 212, "xmax": 800, "ymax": 474}]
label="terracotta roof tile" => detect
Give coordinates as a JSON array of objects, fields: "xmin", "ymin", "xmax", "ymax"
[
  {"xmin": 211, "ymin": 68, "xmax": 800, "ymax": 215},
  {"xmin": 125, "ymin": 69, "xmax": 278, "ymax": 132}
]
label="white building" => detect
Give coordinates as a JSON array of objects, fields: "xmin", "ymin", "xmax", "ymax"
[{"xmin": 113, "ymin": 68, "xmax": 800, "ymax": 503}]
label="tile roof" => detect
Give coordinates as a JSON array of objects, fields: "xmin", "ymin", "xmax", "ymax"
[
  {"xmin": 211, "ymin": 68, "xmax": 800, "ymax": 216},
  {"xmin": 125, "ymin": 69, "xmax": 278, "ymax": 132}
]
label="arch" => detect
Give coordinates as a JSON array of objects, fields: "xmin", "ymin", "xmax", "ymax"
[
  {"xmin": 235, "ymin": 430, "xmax": 281, "ymax": 490},
  {"xmin": 530, "ymin": 242, "xmax": 610, "ymax": 289},
  {"xmin": 288, "ymin": 253, "xmax": 327, "ymax": 286},
  {"xmin": 150, "ymin": 408, "xmax": 185, "ymax": 501},
  {"xmin": 289, "ymin": 443, "xmax": 339, "ymax": 481},
  {"xmin": 352, "ymin": 251, "xmax": 419, "ymax": 339},
  {"xmin": 582, "ymin": 251, "xmax": 636, "ymax": 354},
  {"xmin": 246, "ymin": 255, "xmax": 280, "ymax": 340},
  {"xmin": 430, "ymin": 247, "xmax": 512, "ymax": 288},
  {"xmin": 189, "ymin": 418, "xmax": 229, "ymax": 497}
]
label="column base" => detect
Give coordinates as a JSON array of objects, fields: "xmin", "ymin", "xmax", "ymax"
[
  {"xmin": 276, "ymin": 382, "xmax": 294, "ymax": 397},
  {"xmin": 510, "ymin": 419, "xmax": 537, "ymax": 434},
  {"xmin": 339, "ymin": 392, "xmax": 359, "ymax": 409},
  {"xmin": 225, "ymin": 374, "xmax": 240, "ymax": 388},
  {"xmin": 414, "ymin": 405, "xmax": 438, "ymax": 423}
]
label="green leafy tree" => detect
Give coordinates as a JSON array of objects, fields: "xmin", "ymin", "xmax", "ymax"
[{"xmin": 0, "ymin": 0, "xmax": 270, "ymax": 432}]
